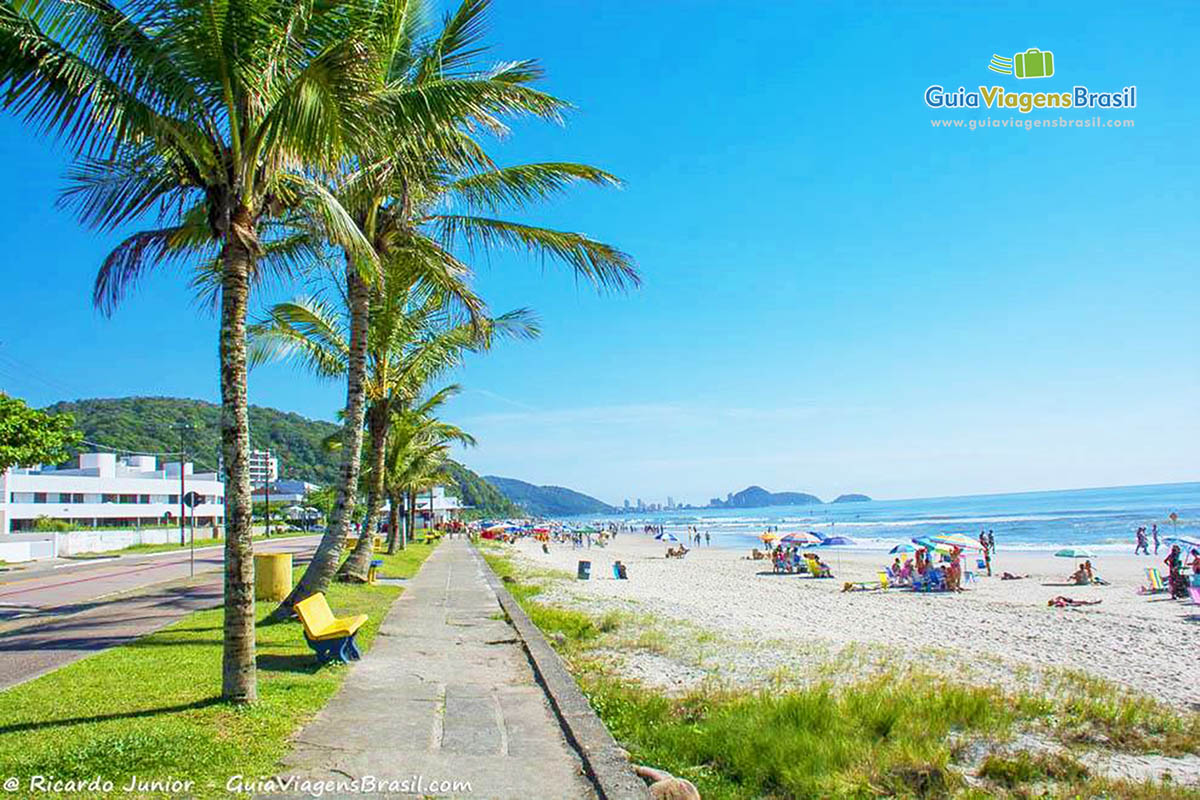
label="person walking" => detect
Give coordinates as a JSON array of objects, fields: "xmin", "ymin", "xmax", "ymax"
[
  {"xmin": 1134, "ymin": 527, "xmax": 1149, "ymax": 555},
  {"xmin": 1152, "ymin": 524, "xmax": 1160, "ymax": 554},
  {"xmin": 705, "ymin": 531, "xmax": 711, "ymax": 546},
  {"xmin": 987, "ymin": 530, "xmax": 995, "ymax": 552}
]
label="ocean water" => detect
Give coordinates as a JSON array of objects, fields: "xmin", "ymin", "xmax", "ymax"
[{"xmin": 590, "ymin": 482, "xmax": 1200, "ymax": 553}]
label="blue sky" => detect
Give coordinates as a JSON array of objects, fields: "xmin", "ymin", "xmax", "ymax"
[{"xmin": 0, "ymin": 1, "xmax": 1197, "ymax": 505}]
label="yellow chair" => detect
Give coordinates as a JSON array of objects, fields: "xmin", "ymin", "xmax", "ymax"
[{"xmin": 295, "ymin": 593, "xmax": 368, "ymax": 663}]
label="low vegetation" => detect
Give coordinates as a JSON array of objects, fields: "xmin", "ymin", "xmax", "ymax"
[
  {"xmin": 0, "ymin": 542, "xmax": 435, "ymax": 799},
  {"xmin": 483, "ymin": 545, "xmax": 1200, "ymax": 800}
]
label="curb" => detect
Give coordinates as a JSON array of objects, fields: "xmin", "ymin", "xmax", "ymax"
[{"xmin": 472, "ymin": 545, "xmax": 649, "ymax": 800}]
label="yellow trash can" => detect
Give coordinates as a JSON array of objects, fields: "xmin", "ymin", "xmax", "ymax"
[{"xmin": 254, "ymin": 553, "xmax": 292, "ymax": 601}]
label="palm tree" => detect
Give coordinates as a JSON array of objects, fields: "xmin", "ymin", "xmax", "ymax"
[
  {"xmin": 379, "ymin": 391, "xmax": 475, "ymax": 553},
  {"xmin": 0, "ymin": 0, "xmax": 390, "ymax": 703},
  {"xmin": 266, "ymin": 0, "xmax": 581, "ymax": 608},
  {"xmin": 250, "ymin": 275, "xmax": 537, "ymax": 580},
  {"xmin": 0, "ymin": 0, "xmax": 592, "ymax": 697}
]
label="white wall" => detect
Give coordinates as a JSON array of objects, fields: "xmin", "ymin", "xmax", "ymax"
[{"xmin": 0, "ymin": 525, "xmax": 226, "ymax": 562}]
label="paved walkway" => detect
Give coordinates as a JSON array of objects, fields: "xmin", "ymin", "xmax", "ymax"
[{"xmin": 278, "ymin": 539, "xmax": 595, "ymax": 799}]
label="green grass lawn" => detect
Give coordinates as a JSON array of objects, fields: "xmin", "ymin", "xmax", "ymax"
[
  {"xmin": 0, "ymin": 541, "xmax": 437, "ymax": 799},
  {"xmin": 482, "ymin": 546, "xmax": 1200, "ymax": 800}
]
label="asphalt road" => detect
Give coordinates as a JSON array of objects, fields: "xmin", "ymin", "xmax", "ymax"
[{"xmin": 0, "ymin": 535, "xmax": 321, "ymax": 690}]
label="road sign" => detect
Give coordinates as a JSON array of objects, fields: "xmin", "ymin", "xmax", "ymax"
[{"xmin": 183, "ymin": 491, "xmax": 203, "ymax": 509}]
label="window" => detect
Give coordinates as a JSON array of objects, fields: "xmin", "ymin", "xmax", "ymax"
[
  {"xmin": 168, "ymin": 494, "xmax": 179, "ymax": 505},
  {"xmin": 119, "ymin": 494, "xmax": 136, "ymax": 504},
  {"xmin": 73, "ymin": 493, "xmax": 84, "ymax": 504},
  {"xmin": 33, "ymin": 492, "xmax": 47, "ymax": 504},
  {"xmin": 58, "ymin": 493, "xmax": 72, "ymax": 504},
  {"xmin": 103, "ymin": 494, "xmax": 117, "ymax": 504},
  {"xmin": 139, "ymin": 494, "xmax": 150, "ymax": 504}
]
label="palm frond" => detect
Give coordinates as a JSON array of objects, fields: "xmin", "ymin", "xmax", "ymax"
[{"xmin": 433, "ymin": 214, "xmax": 640, "ymax": 291}]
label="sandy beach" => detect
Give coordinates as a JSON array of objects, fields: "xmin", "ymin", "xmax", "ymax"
[{"xmin": 502, "ymin": 534, "xmax": 1199, "ymax": 711}]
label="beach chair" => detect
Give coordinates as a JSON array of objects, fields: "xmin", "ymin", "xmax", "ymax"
[
  {"xmin": 804, "ymin": 554, "xmax": 832, "ymax": 578},
  {"xmin": 295, "ymin": 593, "xmax": 368, "ymax": 664},
  {"xmin": 1141, "ymin": 568, "xmax": 1167, "ymax": 595}
]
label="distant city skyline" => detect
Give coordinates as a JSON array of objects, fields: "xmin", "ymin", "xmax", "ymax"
[{"xmin": 1, "ymin": 2, "xmax": 1197, "ymax": 505}]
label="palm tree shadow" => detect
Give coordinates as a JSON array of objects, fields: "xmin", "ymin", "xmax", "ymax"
[
  {"xmin": 256, "ymin": 653, "xmax": 323, "ymax": 674},
  {"xmin": 0, "ymin": 698, "xmax": 223, "ymax": 736}
]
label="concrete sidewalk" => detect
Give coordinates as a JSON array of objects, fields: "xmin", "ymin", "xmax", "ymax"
[{"xmin": 277, "ymin": 539, "xmax": 596, "ymax": 799}]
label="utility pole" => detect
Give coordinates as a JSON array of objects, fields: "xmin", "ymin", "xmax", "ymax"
[
  {"xmin": 264, "ymin": 450, "xmax": 271, "ymax": 537},
  {"xmin": 170, "ymin": 422, "xmax": 195, "ymax": 547}
]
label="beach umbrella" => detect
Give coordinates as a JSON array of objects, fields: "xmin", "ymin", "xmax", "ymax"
[
  {"xmin": 779, "ymin": 532, "xmax": 821, "ymax": 545},
  {"xmin": 819, "ymin": 536, "xmax": 855, "ymax": 546},
  {"xmin": 759, "ymin": 532, "xmax": 778, "ymax": 542},
  {"xmin": 654, "ymin": 530, "xmax": 679, "ymax": 542},
  {"xmin": 928, "ymin": 533, "xmax": 982, "ymax": 550},
  {"xmin": 1055, "ymin": 548, "xmax": 1096, "ymax": 560},
  {"xmin": 912, "ymin": 538, "xmax": 954, "ymax": 554},
  {"xmin": 889, "ymin": 543, "xmax": 918, "ymax": 554}
]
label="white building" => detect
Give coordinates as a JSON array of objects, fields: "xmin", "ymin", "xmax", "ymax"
[
  {"xmin": 218, "ymin": 449, "xmax": 279, "ymax": 486},
  {"xmin": 381, "ymin": 486, "xmax": 463, "ymax": 527},
  {"xmin": 0, "ymin": 453, "xmax": 225, "ymax": 535},
  {"xmin": 251, "ymin": 478, "xmax": 319, "ymax": 504}
]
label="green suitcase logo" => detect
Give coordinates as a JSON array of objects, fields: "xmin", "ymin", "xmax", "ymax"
[{"xmin": 1013, "ymin": 48, "xmax": 1054, "ymax": 79}]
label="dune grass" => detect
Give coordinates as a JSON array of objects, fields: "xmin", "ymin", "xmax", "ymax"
[
  {"xmin": 482, "ymin": 546, "xmax": 1200, "ymax": 800},
  {"xmin": 0, "ymin": 541, "xmax": 437, "ymax": 799}
]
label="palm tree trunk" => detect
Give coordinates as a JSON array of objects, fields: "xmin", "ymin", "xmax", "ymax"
[
  {"xmin": 219, "ymin": 224, "xmax": 256, "ymax": 704},
  {"xmin": 339, "ymin": 400, "xmax": 389, "ymax": 581},
  {"xmin": 407, "ymin": 488, "xmax": 417, "ymax": 543},
  {"xmin": 386, "ymin": 490, "xmax": 402, "ymax": 554},
  {"xmin": 276, "ymin": 255, "xmax": 370, "ymax": 613}
]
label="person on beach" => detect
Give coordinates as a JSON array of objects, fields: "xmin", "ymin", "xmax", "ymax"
[
  {"xmin": 1190, "ymin": 548, "xmax": 1200, "ymax": 575},
  {"xmin": 946, "ymin": 548, "xmax": 963, "ymax": 592},
  {"xmin": 1165, "ymin": 545, "xmax": 1188, "ymax": 599},
  {"xmin": 983, "ymin": 545, "xmax": 992, "ymax": 577},
  {"xmin": 705, "ymin": 531, "xmax": 710, "ymax": 546},
  {"xmin": 1001, "ymin": 572, "xmax": 1029, "ymax": 580},
  {"xmin": 1152, "ymin": 524, "xmax": 1160, "ymax": 554},
  {"xmin": 1134, "ymin": 528, "xmax": 1149, "ymax": 555},
  {"xmin": 987, "ymin": 530, "xmax": 995, "ymax": 552},
  {"xmin": 1048, "ymin": 596, "xmax": 1102, "ymax": 607}
]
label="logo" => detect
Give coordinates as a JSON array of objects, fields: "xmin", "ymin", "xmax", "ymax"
[
  {"xmin": 924, "ymin": 47, "xmax": 1136, "ymax": 114},
  {"xmin": 989, "ymin": 48, "xmax": 1055, "ymax": 79}
]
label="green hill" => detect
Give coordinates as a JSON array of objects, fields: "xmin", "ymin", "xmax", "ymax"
[
  {"xmin": 43, "ymin": 397, "xmax": 517, "ymax": 517},
  {"xmin": 484, "ymin": 476, "xmax": 615, "ymax": 517}
]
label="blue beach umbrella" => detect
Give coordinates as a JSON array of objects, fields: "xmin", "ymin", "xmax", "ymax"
[
  {"xmin": 1166, "ymin": 536, "xmax": 1200, "ymax": 551},
  {"xmin": 889, "ymin": 543, "xmax": 917, "ymax": 555},
  {"xmin": 820, "ymin": 536, "xmax": 855, "ymax": 546}
]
